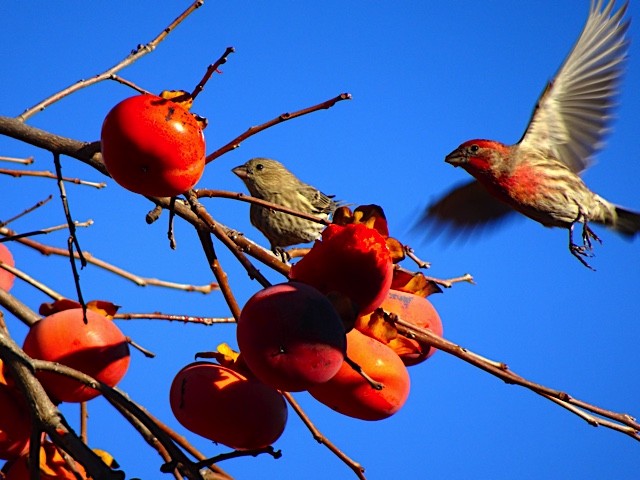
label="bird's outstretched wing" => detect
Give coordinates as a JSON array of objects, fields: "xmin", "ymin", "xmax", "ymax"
[
  {"xmin": 518, "ymin": 0, "xmax": 629, "ymax": 173},
  {"xmin": 419, "ymin": 180, "xmax": 517, "ymax": 237}
]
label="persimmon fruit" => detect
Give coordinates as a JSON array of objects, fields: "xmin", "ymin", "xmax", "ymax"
[
  {"xmin": 0, "ymin": 243, "xmax": 15, "ymax": 292},
  {"xmin": 308, "ymin": 328, "xmax": 410, "ymax": 421},
  {"xmin": 22, "ymin": 308, "xmax": 130, "ymax": 403},
  {"xmin": 289, "ymin": 223, "xmax": 393, "ymax": 316},
  {"xmin": 170, "ymin": 361, "xmax": 287, "ymax": 450},
  {"xmin": 237, "ymin": 282, "xmax": 346, "ymax": 392},
  {"xmin": 371, "ymin": 289, "xmax": 443, "ymax": 366},
  {"xmin": 101, "ymin": 94, "xmax": 205, "ymax": 197}
]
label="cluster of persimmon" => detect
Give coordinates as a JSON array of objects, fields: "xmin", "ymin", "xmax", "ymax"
[
  {"xmin": 0, "ymin": 247, "xmax": 129, "ymax": 478},
  {"xmin": 170, "ymin": 206, "xmax": 444, "ymax": 449},
  {"xmin": 2, "ymin": 92, "xmax": 445, "ymax": 472}
]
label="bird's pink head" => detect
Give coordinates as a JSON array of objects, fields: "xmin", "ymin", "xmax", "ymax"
[{"xmin": 445, "ymin": 139, "xmax": 510, "ymax": 176}]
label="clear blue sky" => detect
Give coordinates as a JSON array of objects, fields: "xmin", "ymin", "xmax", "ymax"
[{"xmin": 1, "ymin": 1, "xmax": 639, "ymax": 479}]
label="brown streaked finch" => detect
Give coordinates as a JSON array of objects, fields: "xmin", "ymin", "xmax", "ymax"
[
  {"xmin": 232, "ymin": 158, "xmax": 341, "ymax": 258},
  {"xmin": 422, "ymin": 0, "xmax": 639, "ymax": 269}
]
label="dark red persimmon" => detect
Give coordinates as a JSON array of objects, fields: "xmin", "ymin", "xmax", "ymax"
[
  {"xmin": 170, "ymin": 362, "xmax": 287, "ymax": 450},
  {"xmin": 22, "ymin": 308, "xmax": 130, "ymax": 403},
  {"xmin": 101, "ymin": 94, "xmax": 205, "ymax": 197},
  {"xmin": 308, "ymin": 328, "xmax": 410, "ymax": 421},
  {"xmin": 237, "ymin": 282, "xmax": 346, "ymax": 392},
  {"xmin": 289, "ymin": 223, "xmax": 393, "ymax": 316}
]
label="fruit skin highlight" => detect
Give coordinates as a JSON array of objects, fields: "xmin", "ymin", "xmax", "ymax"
[
  {"xmin": 170, "ymin": 361, "xmax": 288, "ymax": 450},
  {"xmin": 309, "ymin": 328, "xmax": 410, "ymax": 421}
]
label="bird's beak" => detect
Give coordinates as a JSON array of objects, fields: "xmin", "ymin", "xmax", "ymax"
[
  {"xmin": 232, "ymin": 165, "xmax": 248, "ymax": 179},
  {"xmin": 445, "ymin": 149, "xmax": 466, "ymax": 167}
]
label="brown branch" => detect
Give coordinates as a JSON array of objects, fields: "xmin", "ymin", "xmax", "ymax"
[
  {"xmin": 0, "ymin": 328, "xmax": 124, "ymax": 480},
  {"xmin": 16, "ymin": 0, "xmax": 205, "ymax": 121},
  {"xmin": 1, "ymin": 226, "xmax": 217, "ymax": 293},
  {"xmin": 284, "ymin": 393, "xmax": 366, "ymax": 479},
  {"xmin": 196, "ymin": 189, "xmax": 332, "ymax": 225},
  {"xmin": 0, "ymin": 261, "xmax": 64, "ymax": 302},
  {"xmin": 205, "ymin": 92, "xmax": 352, "ymax": 163},
  {"xmin": 114, "ymin": 312, "xmax": 235, "ymax": 325},
  {"xmin": 392, "ymin": 316, "xmax": 640, "ymax": 441},
  {"xmin": 186, "ymin": 191, "xmax": 272, "ymax": 293},
  {"xmin": 190, "ymin": 47, "xmax": 235, "ymax": 101},
  {"xmin": 0, "ymin": 167, "xmax": 106, "ymax": 188}
]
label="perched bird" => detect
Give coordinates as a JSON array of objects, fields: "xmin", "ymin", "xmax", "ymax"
[
  {"xmin": 232, "ymin": 158, "xmax": 341, "ymax": 257},
  {"xmin": 423, "ymin": 0, "xmax": 640, "ymax": 269}
]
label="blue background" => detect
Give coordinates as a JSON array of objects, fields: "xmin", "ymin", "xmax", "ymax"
[{"xmin": 1, "ymin": 1, "xmax": 639, "ymax": 479}]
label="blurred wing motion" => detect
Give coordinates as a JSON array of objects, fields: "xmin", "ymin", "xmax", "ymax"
[
  {"xmin": 419, "ymin": 180, "xmax": 517, "ymax": 237},
  {"xmin": 421, "ymin": 0, "xmax": 630, "ymax": 237},
  {"xmin": 518, "ymin": 0, "xmax": 630, "ymax": 173}
]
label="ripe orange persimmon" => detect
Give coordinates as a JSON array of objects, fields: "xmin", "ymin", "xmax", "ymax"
[
  {"xmin": 101, "ymin": 94, "xmax": 205, "ymax": 197},
  {"xmin": 237, "ymin": 282, "xmax": 346, "ymax": 392},
  {"xmin": 0, "ymin": 387, "xmax": 30, "ymax": 460},
  {"xmin": 170, "ymin": 362, "xmax": 287, "ymax": 450},
  {"xmin": 364, "ymin": 289, "xmax": 444, "ymax": 366},
  {"xmin": 0, "ymin": 243, "xmax": 15, "ymax": 292},
  {"xmin": 308, "ymin": 328, "xmax": 410, "ymax": 421},
  {"xmin": 22, "ymin": 308, "xmax": 130, "ymax": 403}
]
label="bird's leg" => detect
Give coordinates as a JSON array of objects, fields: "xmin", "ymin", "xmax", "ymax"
[{"xmin": 567, "ymin": 210, "xmax": 596, "ymax": 270}]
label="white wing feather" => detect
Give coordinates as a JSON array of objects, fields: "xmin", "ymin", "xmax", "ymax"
[{"xmin": 519, "ymin": 0, "xmax": 629, "ymax": 173}]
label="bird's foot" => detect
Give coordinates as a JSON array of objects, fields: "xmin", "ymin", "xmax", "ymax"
[
  {"xmin": 273, "ymin": 246, "xmax": 291, "ymax": 263},
  {"xmin": 568, "ymin": 216, "xmax": 598, "ymax": 270}
]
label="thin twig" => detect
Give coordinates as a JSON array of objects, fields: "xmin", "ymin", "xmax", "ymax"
[
  {"xmin": 1, "ymin": 226, "xmax": 217, "ymax": 293},
  {"xmin": 0, "ymin": 220, "xmax": 93, "ymax": 243},
  {"xmin": 0, "ymin": 261, "xmax": 64, "ymax": 302},
  {"xmin": 392, "ymin": 317, "xmax": 640, "ymax": 441},
  {"xmin": 205, "ymin": 93, "xmax": 352, "ymax": 163},
  {"xmin": 284, "ymin": 393, "xmax": 366, "ymax": 479},
  {"xmin": 196, "ymin": 189, "xmax": 331, "ymax": 225},
  {"xmin": 190, "ymin": 47, "xmax": 235, "ymax": 101},
  {"xmin": 114, "ymin": 312, "xmax": 235, "ymax": 325},
  {"xmin": 0, "ymin": 155, "xmax": 34, "ymax": 164},
  {"xmin": 17, "ymin": 0, "xmax": 205, "ymax": 121},
  {"xmin": 0, "ymin": 195, "xmax": 52, "ymax": 228},
  {"xmin": 0, "ymin": 167, "xmax": 106, "ymax": 188}
]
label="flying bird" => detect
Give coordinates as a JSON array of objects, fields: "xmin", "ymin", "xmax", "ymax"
[
  {"xmin": 422, "ymin": 0, "xmax": 640, "ymax": 269},
  {"xmin": 232, "ymin": 158, "xmax": 341, "ymax": 258}
]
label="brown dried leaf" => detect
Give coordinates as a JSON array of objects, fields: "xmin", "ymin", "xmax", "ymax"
[
  {"xmin": 355, "ymin": 308, "xmax": 398, "ymax": 345},
  {"xmin": 391, "ymin": 270, "xmax": 442, "ymax": 297}
]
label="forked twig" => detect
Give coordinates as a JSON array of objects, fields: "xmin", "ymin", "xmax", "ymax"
[
  {"xmin": 17, "ymin": 0, "xmax": 205, "ymax": 121},
  {"xmin": 392, "ymin": 316, "xmax": 640, "ymax": 441}
]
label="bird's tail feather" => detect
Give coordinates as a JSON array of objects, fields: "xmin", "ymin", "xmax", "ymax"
[{"xmin": 613, "ymin": 206, "xmax": 640, "ymax": 237}]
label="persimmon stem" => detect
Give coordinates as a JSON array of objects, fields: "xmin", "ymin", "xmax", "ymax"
[{"xmin": 345, "ymin": 356, "xmax": 383, "ymax": 391}]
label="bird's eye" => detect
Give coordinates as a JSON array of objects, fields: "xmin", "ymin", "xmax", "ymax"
[
  {"xmin": 255, "ymin": 163, "xmax": 264, "ymax": 171},
  {"xmin": 469, "ymin": 144, "xmax": 480, "ymax": 154}
]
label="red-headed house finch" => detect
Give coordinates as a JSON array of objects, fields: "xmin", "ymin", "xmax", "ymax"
[
  {"xmin": 423, "ymin": 0, "xmax": 640, "ymax": 269},
  {"xmin": 232, "ymin": 158, "xmax": 341, "ymax": 258}
]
